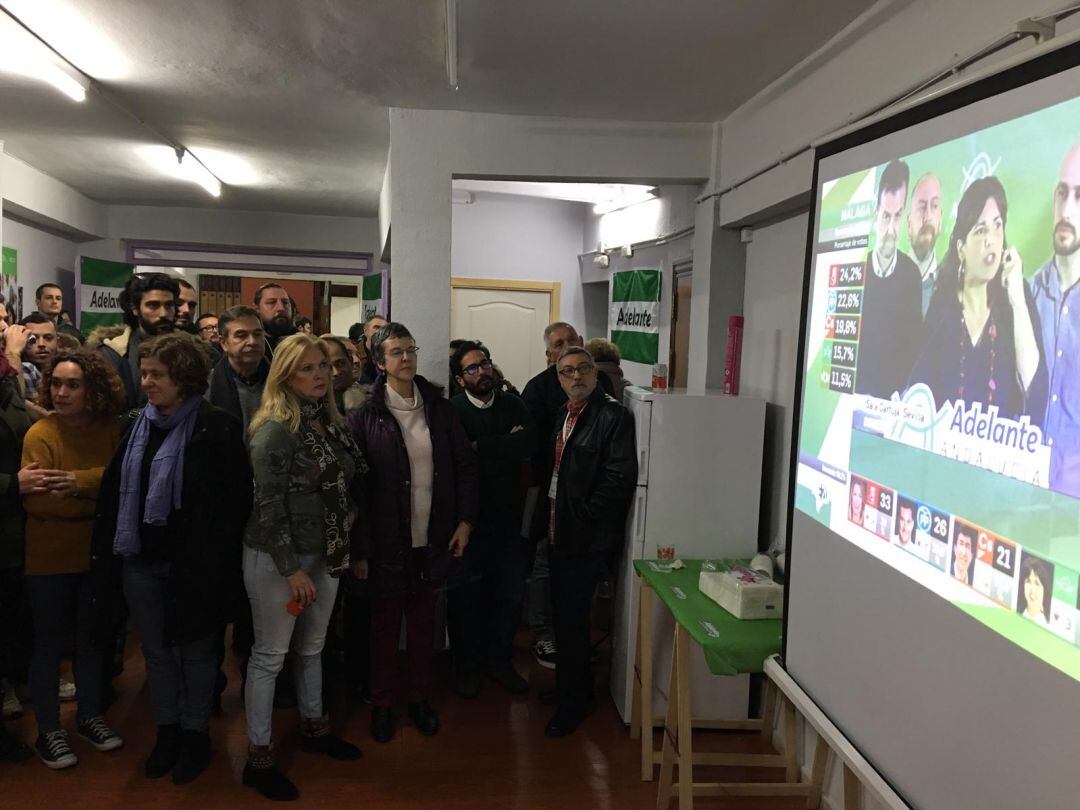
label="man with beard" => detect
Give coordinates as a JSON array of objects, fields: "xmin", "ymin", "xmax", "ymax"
[
  {"xmin": 175, "ymin": 279, "xmax": 200, "ymax": 335},
  {"xmin": 855, "ymin": 159, "xmax": 923, "ymax": 399},
  {"xmin": 907, "ymin": 173, "xmax": 943, "ymax": 316},
  {"xmin": 448, "ymin": 341, "xmax": 535, "ymax": 697},
  {"xmin": 1032, "ymin": 141, "xmax": 1080, "ymax": 497},
  {"xmin": 99, "ymin": 272, "xmax": 178, "ymax": 410},
  {"xmin": 253, "ymin": 282, "xmax": 296, "ymax": 356}
]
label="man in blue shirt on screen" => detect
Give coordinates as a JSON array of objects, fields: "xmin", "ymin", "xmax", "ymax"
[
  {"xmin": 1032, "ymin": 141, "xmax": 1080, "ymax": 498},
  {"xmin": 855, "ymin": 160, "xmax": 923, "ymax": 400}
]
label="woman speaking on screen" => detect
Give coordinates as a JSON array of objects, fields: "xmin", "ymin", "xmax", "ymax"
[{"xmin": 910, "ymin": 176, "xmax": 1047, "ymax": 422}]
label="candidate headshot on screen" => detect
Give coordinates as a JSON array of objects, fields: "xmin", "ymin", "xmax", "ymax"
[
  {"xmin": 895, "ymin": 499, "xmax": 916, "ymax": 548},
  {"xmin": 1031, "ymin": 140, "xmax": 1080, "ymax": 499},
  {"xmin": 908, "ymin": 173, "xmax": 944, "ymax": 316},
  {"xmin": 855, "ymin": 159, "xmax": 924, "ymax": 399},
  {"xmin": 951, "ymin": 525, "xmax": 975, "ymax": 585},
  {"xmin": 849, "ymin": 478, "xmax": 865, "ymax": 525},
  {"xmin": 909, "ymin": 176, "xmax": 1048, "ymax": 421},
  {"xmin": 1017, "ymin": 554, "xmax": 1054, "ymax": 627}
]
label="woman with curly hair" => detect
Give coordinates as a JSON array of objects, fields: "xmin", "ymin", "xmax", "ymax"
[
  {"xmin": 21, "ymin": 350, "xmax": 125, "ymax": 769},
  {"xmin": 90, "ymin": 332, "xmax": 252, "ymax": 785},
  {"xmin": 241, "ymin": 333, "xmax": 366, "ymax": 801}
]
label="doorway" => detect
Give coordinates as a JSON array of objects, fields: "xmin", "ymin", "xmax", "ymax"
[
  {"xmin": 450, "ymin": 278, "xmax": 559, "ymax": 392},
  {"xmin": 669, "ymin": 262, "xmax": 692, "ymax": 388}
]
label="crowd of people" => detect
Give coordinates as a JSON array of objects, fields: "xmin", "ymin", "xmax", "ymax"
[{"xmin": 0, "ymin": 273, "xmax": 638, "ymax": 801}]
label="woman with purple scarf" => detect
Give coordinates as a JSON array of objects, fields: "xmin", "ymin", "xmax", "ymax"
[{"xmin": 89, "ymin": 332, "xmax": 252, "ymax": 785}]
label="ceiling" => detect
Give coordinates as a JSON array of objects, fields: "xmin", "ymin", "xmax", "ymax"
[{"xmin": 0, "ymin": 0, "xmax": 878, "ymax": 217}]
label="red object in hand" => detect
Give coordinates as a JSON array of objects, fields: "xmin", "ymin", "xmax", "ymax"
[
  {"xmin": 286, "ymin": 600, "xmax": 305, "ymax": 617},
  {"xmin": 723, "ymin": 315, "xmax": 744, "ymax": 395}
]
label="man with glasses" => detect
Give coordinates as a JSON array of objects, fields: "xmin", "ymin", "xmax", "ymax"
[
  {"xmin": 520, "ymin": 322, "xmax": 613, "ymax": 669},
  {"xmin": 543, "ymin": 346, "xmax": 636, "ymax": 737},
  {"xmin": 448, "ymin": 341, "xmax": 535, "ymax": 697},
  {"xmin": 196, "ymin": 314, "xmax": 222, "ymax": 350}
]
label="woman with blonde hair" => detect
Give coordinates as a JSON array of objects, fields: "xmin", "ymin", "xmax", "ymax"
[{"xmin": 242, "ymin": 333, "xmax": 366, "ymax": 801}]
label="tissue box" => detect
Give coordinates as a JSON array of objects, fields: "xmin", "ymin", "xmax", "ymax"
[{"xmin": 699, "ymin": 564, "xmax": 784, "ymax": 620}]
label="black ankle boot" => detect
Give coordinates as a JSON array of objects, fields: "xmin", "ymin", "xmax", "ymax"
[
  {"xmin": 172, "ymin": 729, "xmax": 212, "ymax": 785},
  {"xmin": 242, "ymin": 744, "xmax": 299, "ymax": 801},
  {"xmin": 145, "ymin": 723, "xmax": 181, "ymax": 778},
  {"xmin": 371, "ymin": 707, "xmax": 395, "ymax": 743},
  {"xmin": 407, "ymin": 701, "xmax": 439, "ymax": 736},
  {"xmin": 300, "ymin": 715, "xmax": 362, "ymax": 761}
]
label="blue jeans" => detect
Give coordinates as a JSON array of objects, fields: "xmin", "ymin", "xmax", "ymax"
[
  {"xmin": 527, "ymin": 537, "xmax": 553, "ymax": 643},
  {"xmin": 26, "ymin": 573, "xmax": 104, "ymax": 733},
  {"xmin": 123, "ymin": 557, "xmax": 219, "ymax": 731},
  {"xmin": 243, "ymin": 547, "xmax": 339, "ymax": 746}
]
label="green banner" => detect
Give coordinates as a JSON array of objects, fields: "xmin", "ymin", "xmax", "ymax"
[
  {"xmin": 1, "ymin": 247, "xmax": 15, "ymax": 277},
  {"xmin": 360, "ymin": 273, "xmax": 383, "ymax": 320},
  {"xmin": 79, "ymin": 257, "xmax": 133, "ymax": 332},
  {"xmin": 609, "ymin": 268, "xmax": 661, "ymax": 364}
]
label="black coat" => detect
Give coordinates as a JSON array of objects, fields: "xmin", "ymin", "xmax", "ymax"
[
  {"xmin": 347, "ymin": 375, "xmax": 479, "ymax": 596},
  {"xmin": 89, "ymin": 401, "xmax": 253, "ymax": 647},
  {"xmin": 521, "ymin": 363, "xmax": 613, "ymax": 540},
  {"xmin": 550, "ymin": 386, "xmax": 637, "ymax": 556}
]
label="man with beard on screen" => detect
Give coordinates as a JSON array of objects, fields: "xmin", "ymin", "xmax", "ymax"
[
  {"xmin": 855, "ymin": 159, "xmax": 923, "ymax": 399},
  {"xmin": 1033, "ymin": 140, "xmax": 1080, "ymax": 498},
  {"xmin": 253, "ymin": 282, "xmax": 297, "ymax": 357},
  {"xmin": 907, "ymin": 172, "xmax": 944, "ymax": 316},
  {"xmin": 98, "ymin": 272, "xmax": 178, "ymax": 410}
]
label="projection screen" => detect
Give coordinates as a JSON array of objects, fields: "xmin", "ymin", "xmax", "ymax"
[{"xmin": 785, "ymin": 41, "xmax": 1080, "ymax": 809}]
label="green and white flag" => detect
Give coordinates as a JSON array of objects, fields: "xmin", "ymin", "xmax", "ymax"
[
  {"xmin": 79, "ymin": 257, "xmax": 133, "ymax": 332},
  {"xmin": 610, "ymin": 268, "xmax": 661, "ymax": 364},
  {"xmin": 361, "ymin": 273, "xmax": 383, "ymax": 320}
]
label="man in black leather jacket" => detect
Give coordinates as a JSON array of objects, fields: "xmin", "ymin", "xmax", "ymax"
[{"xmin": 544, "ymin": 346, "xmax": 636, "ymax": 737}]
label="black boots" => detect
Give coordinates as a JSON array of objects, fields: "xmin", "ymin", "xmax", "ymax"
[
  {"xmin": 172, "ymin": 729, "xmax": 212, "ymax": 785},
  {"xmin": 407, "ymin": 701, "xmax": 439, "ymax": 736},
  {"xmin": 371, "ymin": 706, "xmax": 395, "ymax": 743},
  {"xmin": 299, "ymin": 715, "xmax": 362, "ymax": 761},
  {"xmin": 145, "ymin": 723, "xmax": 181, "ymax": 778},
  {"xmin": 243, "ymin": 744, "xmax": 299, "ymax": 802}
]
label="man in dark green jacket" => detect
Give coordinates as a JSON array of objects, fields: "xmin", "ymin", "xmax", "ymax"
[{"xmin": 448, "ymin": 341, "xmax": 535, "ymax": 696}]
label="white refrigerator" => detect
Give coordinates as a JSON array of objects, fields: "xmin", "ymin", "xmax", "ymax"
[{"xmin": 610, "ymin": 386, "xmax": 766, "ymax": 723}]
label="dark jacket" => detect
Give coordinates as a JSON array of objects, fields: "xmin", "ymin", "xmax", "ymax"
[
  {"xmin": 550, "ymin": 385, "xmax": 637, "ymax": 556},
  {"xmin": 450, "ymin": 390, "xmax": 535, "ymax": 523},
  {"xmin": 347, "ymin": 375, "xmax": 479, "ymax": 596},
  {"xmin": 206, "ymin": 354, "xmax": 269, "ymax": 428},
  {"xmin": 97, "ymin": 325, "xmax": 146, "ymax": 411},
  {"xmin": 90, "ymin": 401, "xmax": 253, "ymax": 647},
  {"xmin": 521, "ymin": 363, "xmax": 613, "ymax": 539},
  {"xmin": 0, "ymin": 377, "xmax": 30, "ymax": 570}
]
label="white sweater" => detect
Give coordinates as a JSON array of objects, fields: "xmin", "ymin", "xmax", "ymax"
[{"xmin": 385, "ymin": 384, "xmax": 433, "ymax": 548}]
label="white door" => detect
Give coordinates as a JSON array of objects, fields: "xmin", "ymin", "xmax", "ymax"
[
  {"xmin": 329, "ymin": 286, "xmax": 360, "ymax": 336},
  {"xmin": 450, "ymin": 284, "xmax": 553, "ymax": 392}
]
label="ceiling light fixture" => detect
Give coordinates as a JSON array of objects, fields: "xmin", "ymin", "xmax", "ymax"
[
  {"xmin": 0, "ymin": 10, "xmax": 89, "ymax": 101},
  {"xmin": 593, "ymin": 186, "xmax": 660, "ymax": 215},
  {"xmin": 445, "ymin": 0, "xmax": 459, "ymax": 90},
  {"xmin": 173, "ymin": 148, "xmax": 222, "ymax": 197}
]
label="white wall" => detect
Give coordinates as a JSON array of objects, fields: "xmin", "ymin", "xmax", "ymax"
[
  {"xmin": 451, "ymin": 191, "xmax": 588, "ymax": 330},
  {"xmin": 386, "ymin": 108, "xmax": 712, "ymax": 382},
  {"xmin": 2, "ymin": 216, "xmax": 79, "ymax": 320},
  {"xmin": 740, "ymin": 213, "xmax": 808, "ymax": 551}
]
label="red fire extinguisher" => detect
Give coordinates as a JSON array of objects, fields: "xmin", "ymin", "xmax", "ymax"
[{"xmin": 723, "ymin": 315, "xmax": 744, "ymax": 395}]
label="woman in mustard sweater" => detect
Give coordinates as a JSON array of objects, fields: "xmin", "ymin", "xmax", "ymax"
[{"xmin": 21, "ymin": 351, "xmax": 124, "ymax": 770}]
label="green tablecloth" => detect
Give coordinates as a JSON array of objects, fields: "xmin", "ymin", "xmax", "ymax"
[{"xmin": 634, "ymin": 558, "xmax": 783, "ymax": 677}]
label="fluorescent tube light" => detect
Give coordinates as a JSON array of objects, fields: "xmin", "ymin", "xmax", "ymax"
[
  {"xmin": 0, "ymin": 12, "xmax": 90, "ymax": 102},
  {"xmin": 175, "ymin": 149, "xmax": 222, "ymax": 197}
]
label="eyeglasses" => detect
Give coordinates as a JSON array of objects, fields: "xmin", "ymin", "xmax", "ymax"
[
  {"xmin": 558, "ymin": 363, "xmax": 595, "ymax": 378},
  {"xmin": 199, "ymin": 324, "xmax": 219, "ymax": 333},
  {"xmin": 462, "ymin": 359, "xmax": 493, "ymax": 376},
  {"xmin": 385, "ymin": 346, "xmax": 419, "ymax": 360}
]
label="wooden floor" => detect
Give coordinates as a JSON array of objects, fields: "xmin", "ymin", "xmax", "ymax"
[{"xmin": 1, "ymin": 632, "xmax": 807, "ymax": 809}]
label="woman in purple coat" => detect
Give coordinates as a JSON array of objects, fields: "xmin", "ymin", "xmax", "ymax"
[{"xmin": 347, "ymin": 323, "xmax": 478, "ymax": 744}]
